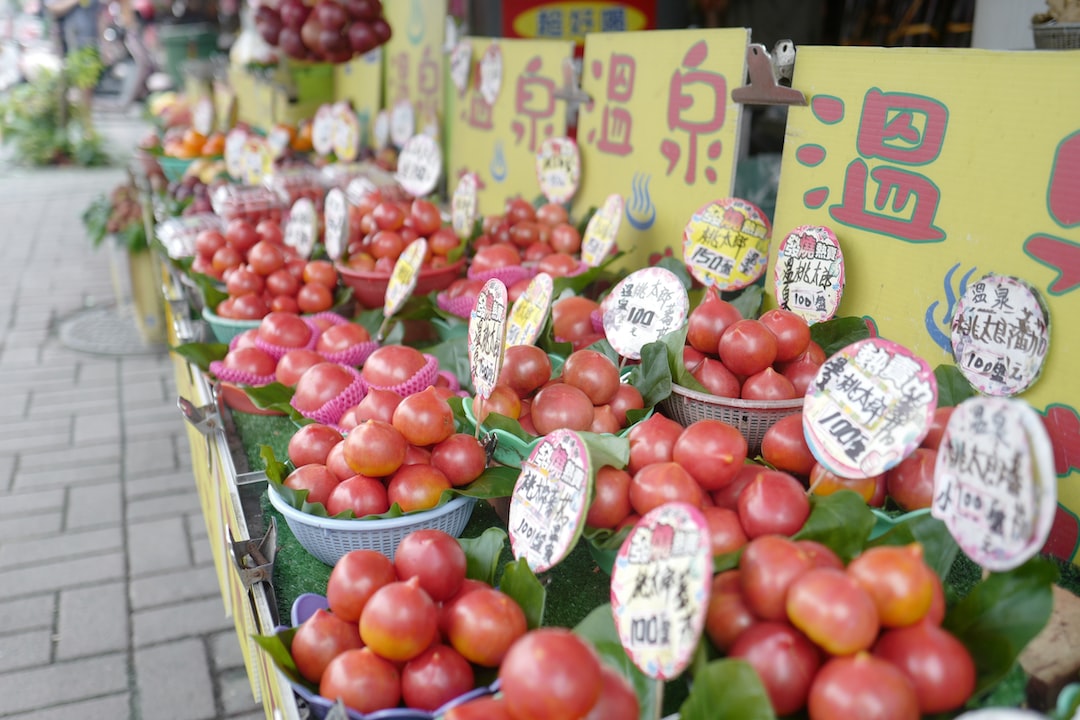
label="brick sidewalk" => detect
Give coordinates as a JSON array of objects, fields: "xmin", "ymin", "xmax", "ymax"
[{"xmin": 0, "ymin": 115, "xmax": 263, "ymax": 719}]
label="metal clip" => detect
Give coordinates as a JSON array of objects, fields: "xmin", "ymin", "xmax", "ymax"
[
  {"xmin": 177, "ymin": 394, "xmax": 221, "ymax": 435},
  {"xmin": 552, "ymin": 57, "xmax": 593, "ymax": 120},
  {"xmin": 229, "ymin": 518, "xmax": 278, "ymax": 589},
  {"xmin": 731, "ymin": 41, "xmax": 807, "ymax": 107}
]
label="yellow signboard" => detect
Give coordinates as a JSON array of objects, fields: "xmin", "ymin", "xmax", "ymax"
[
  {"xmin": 334, "ymin": 49, "xmax": 384, "ymax": 150},
  {"xmin": 382, "ymin": 0, "xmax": 447, "ymax": 132},
  {"xmin": 573, "ymin": 28, "xmax": 749, "ymax": 271},
  {"xmin": 771, "ymin": 46, "xmax": 1080, "ymax": 562},
  {"xmin": 445, "ymin": 37, "xmax": 575, "ymax": 216}
]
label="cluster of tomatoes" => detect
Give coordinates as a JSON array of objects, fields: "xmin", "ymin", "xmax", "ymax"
[
  {"xmin": 211, "ymin": 184, "xmax": 289, "ymax": 227},
  {"xmin": 476, "ymin": 345, "xmax": 644, "ymax": 437},
  {"xmin": 341, "ymin": 192, "xmax": 461, "ymax": 274},
  {"xmin": 708, "ymin": 536, "xmax": 975, "ymax": 718},
  {"xmin": 684, "ymin": 289, "xmax": 821, "ymax": 401},
  {"xmin": 193, "ymin": 219, "xmax": 341, "ymax": 319},
  {"xmin": 160, "ymin": 127, "xmax": 225, "ymax": 159},
  {"xmin": 291, "ymin": 530, "xmax": 638, "ymax": 719}
]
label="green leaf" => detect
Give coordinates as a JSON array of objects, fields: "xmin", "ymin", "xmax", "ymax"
[
  {"xmin": 575, "ymin": 206, "xmax": 597, "ymax": 237},
  {"xmin": 935, "ymin": 363, "xmax": 977, "ymax": 408},
  {"xmin": 793, "ymin": 490, "xmax": 877, "ymax": 563},
  {"xmin": 583, "ymin": 337, "xmax": 621, "ymax": 364},
  {"xmin": 574, "ymin": 604, "xmax": 663, "ymax": 720},
  {"xmin": 241, "ymin": 383, "xmax": 307, "ymax": 423},
  {"xmin": 459, "ymin": 526, "xmax": 508, "ymax": 586},
  {"xmin": 425, "ymin": 334, "xmax": 474, "ymax": 395},
  {"xmin": 481, "ymin": 412, "xmax": 537, "ymax": 443},
  {"xmin": 656, "ymin": 255, "xmax": 694, "ymax": 291},
  {"xmin": 943, "ymin": 556, "xmax": 1058, "ymax": 697},
  {"xmin": 260, "ymin": 445, "xmax": 290, "ymax": 484},
  {"xmin": 170, "ymin": 342, "xmax": 228, "ymax": 372},
  {"xmin": 867, "ymin": 512, "xmax": 960, "ymax": 580},
  {"xmin": 187, "ymin": 271, "xmax": 229, "ymax": 311},
  {"xmin": 252, "ymin": 627, "xmax": 308, "ymax": 688},
  {"xmin": 537, "ymin": 314, "xmax": 574, "ymax": 358},
  {"xmin": 499, "ymin": 558, "xmax": 546, "ymax": 630},
  {"xmin": 680, "ymin": 658, "xmax": 777, "ymax": 720},
  {"xmin": 712, "ymin": 547, "xmax": 744, "ymax": 574},
  {"xmin": 631, "ymin": 338, "xmax": 674, "ymax": 408},
  {"xmin": 577, "ymin": 431, "xmax": 630, "ymax": 472},
  {"xmin": 1054, "ymin": 682, "xmax": 1080, "ymax": 720},
  {"xmin": 660, "ymin": 323, "xmax": 708, "ymax": 393},
  {"xmin": 727, "ymin": 285, "xmax": 765, "ymax": 320},
  {"xmin": 454, "ymin": 465, "xmax": 519, "ymax": 499},
  {"xmin": 582, "ymin": 524, "xmax": 631, "ymax": 552},
  {"xmin": 552, "ymin": 251, "xmax": 625, "ymax": 297},
  {"xmin": 330, "ymin": 285, "xmax": 354, "ymax": 314},
  {"xmin": 810, "ymin": 316, "xmax": 872, "ymax": 357}
]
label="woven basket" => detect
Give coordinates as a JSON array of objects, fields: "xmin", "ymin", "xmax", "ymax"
[
  {"xmin": 268, "ymin": 488, "xmax": 477, "ymax": 566},
  {"xmin": 1032, "ymin": 21, "xmax": 1080, "ymax": 49},
  {"xmin": 660, "ymin": 383, "xmax": 804, "ymax": 456}
]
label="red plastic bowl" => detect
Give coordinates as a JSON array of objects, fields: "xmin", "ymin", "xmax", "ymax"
[{"xmin": 335, "ymin": 258, "xmax": 466, "ymax": 309}]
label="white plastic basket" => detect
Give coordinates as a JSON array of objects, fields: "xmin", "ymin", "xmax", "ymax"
[
  {"xmin": 267, "ymin": 487, "xmax": 477, "ymax": 566},
  {"xmin": 1032, "ymin": 21, "xmax": 1080, "ymax": 49},
  {"xmin": 660, "ymin": 383, "xmax": 804, "ymax": 456}
]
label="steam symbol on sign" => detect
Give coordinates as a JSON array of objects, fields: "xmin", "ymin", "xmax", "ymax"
[
  {"xmin": 407, "ymin": 0, "xmax": 424, "ymax": 45},
  {"xmin": 626, "ymin": 173, "xmax": 655, "ymax": 231},
  {"xmin": 490, "ymin": 141, "xmax": 507, "ymax": 182}
]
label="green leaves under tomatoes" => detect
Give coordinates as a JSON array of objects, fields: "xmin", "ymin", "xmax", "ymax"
[
  {"xmin": 935, "ymin": 363, "xmax": 978, "ymax": 408},
  {"xmin": 944, "ymin": 556, "xmax": 1058, "ymax": 698},
  {"xmin": 793, "ymin": 490, "xmax": 877, "ymax": 564},
  {"xmin": 867, "ymin": 511, "xmax": 959, "ymax": 581},
  {"xmin": 809, "ymin": 315, "xmax": 872, "ymax": 357},
  {"xmin": 679, "ymin": 658, "xmax": 776, "ymax": 720},
  {"xmin": 574, "ymin": 603, "xmax": 663, "ymax": 720},
  {"xmin": 499, "ymin": 558, "xmax": 546, "ymax": 630},
  {"xmin": 170, "ymin": 341, "xmax": 227, "ymax": 372},
  {"xmin": 459, "ymin": 526, "xmax": 508, "ymax": 587}
]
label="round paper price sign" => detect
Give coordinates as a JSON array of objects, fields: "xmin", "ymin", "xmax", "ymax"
[
  {"xmin": 373, "ymin": 109, "xmax": 391, "ymax": 150},
  {"xmin": 508, "ymin": 429, "xmax": 591, "ymax": 573},
  {"xmin": 242, "ymin": 137, "xmax": 272, "ymax": 186},
  {"xmin": 932, "ymin": 396, "xmax": 1056, "ymax": 572},
  {"xmin": 468, "ymin": 279, "xmax": 509, "ymax": 400},
  {"xmin": 389, "ymin": 99, "xmax": 415, "ymax": 149},
  {"xmin": 396, "ymin": 134, "xmax": 442, "ymax": 199},
  {"xmin": 506, "ymin": 273, "xmax": 554, "ymax": 347},
  {"xmin": 449, "ymin": 40, "xmax": 472, "ymax": 96},
  {"xmin": 451, "ymin": 172, "xmax": 479, "ymax": 240},
  {"xmin": 773, "ymin": 225, "xmax": 845, "ymax": 324},
  {"xmin": 312, "ymin": 104, "xmax": 336, "ymax": 157},
  {"xmin": 603, "ymin": 268, "xmax": 689, "ymax": 361},
  {"xmin": 683, "ymin": 197, "xmax": 772, "ymax": 291},
  {"xmin": 266, "ymin": 125, "xmax": 293, "ymax": 160},
  {"xmin": 611, "ymin": 502, "xmax": 711, "ymax": 680},
  {"xmin": 535, "ymin": 137, "xmax": 580, "ymax": 205},
  {"xmin": 323, "ymin": 188, "xmax": 349, "ymax": 261},
  {"xmin": 950, "ymin": 274, "xmax": 1050, "ymax": 397},
  {"xmin": 283, "ymin": 198, "xmax": 318, "ymax": 260},
  {"xmin": 581, "ymin": 194, "xmax": 623, "ymax": 267},
  {"xmin": 384, "ymin": 237, "xmax": 428, "ymax": 318},
  {"xmin": 803, "ymin": 338, "xmax": 937, "ymax": 479},
  {"xmin": 193, "ymin": 96, "xmax": 214, "ymax": 136},
  {"xmin": 332, "ymin": 103, "xmax": 361, "ymax": 162},
  {"xmin": 224, "ymin": 127, "xmax": 249, "ymax": 180},
  {"xmin": 478, "ymin": 42, "xmax": 503, "ymax": 106}
]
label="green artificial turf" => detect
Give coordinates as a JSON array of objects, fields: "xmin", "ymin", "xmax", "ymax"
[{"xmin": 229, "ymin": 411, "xmax": 295, "ymax": 473}]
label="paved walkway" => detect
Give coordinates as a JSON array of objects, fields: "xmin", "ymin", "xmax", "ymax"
[{"xmin": 0, "ymin": 112, "xmax": 263, "ymax": 719}]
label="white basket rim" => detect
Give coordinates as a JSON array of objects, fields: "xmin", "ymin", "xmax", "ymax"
[
  {"xmin": 670, "ymin": 382, "xmax": 806, "ymax": 410},
  {"xmin": 1031, "ymin": 20, "xmax": 1080, "ymax": 29},
  {"xmin": 268, "ymin": 485, "xmax": 476, "ymax": 532}
]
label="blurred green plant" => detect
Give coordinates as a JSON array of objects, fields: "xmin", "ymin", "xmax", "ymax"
[{"xmin": 0, "ymin": 46, "xmax": 108, "ymax": 166}]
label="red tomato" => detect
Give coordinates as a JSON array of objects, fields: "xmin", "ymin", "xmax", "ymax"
[
  {"xmin": 786, "ymin": 567, "xmax": 881, "ymax": 656},
  {"xmin": 255, "ymin": 219, "xmax": 283, "ymax": 245},
  {"xmin": 627, "ymin": 413, "xmax": 684, "ymax": 474},
  {"xmin": 230, "ymin": 293, "xmax": 269, "ymax": 320},
  {"xmin": 585, "ymin": 465, "xmax": 632, "ymax": 529},
  {"xmin": 372, "ymin": 201, "xmax": 406, "ymax": 231},
  {"xmin": 225, "ymin": 218, "xmax": 259, "ymax": 253},
  {"xmin": 470, "ymin": 243, "xmax": 522, "ymax": 274},
  {"xmin": 446, "ymin": 587, "xmax": 527, "ymax": 668},
  {"xmin": 290, "ymin": 608, "xmax": 363, "ymax": 684},
  {"xmin": 758, "ymin": 308, "xmax": 812, "ymax": 362},
  {"xmin": 504, "ymin": 197, "xmax": 536, "ymax": 225},
  {"xmin": 283, "ymin": 464, "xmax": 340, "ymax": 506},
  {"xmin": 360, "ymin": 578, "xmax": 439, "ymax": 663},
  {"xmin": 807, "ymin": 653, "xmax": 920, "ymax": 720},
  {"xmin": 401, "ymin": 644, "xmax": 475, "ymax": 712},
  {"xmin": 742, "ymin": 367, "xmax": 798, "ymax": 400},
  {"xmin": 738, "ymin": 469, "xmax": 811, "ymax": 538},
  {"xmin": 535, "ymin": 202, "xmax": 568, "ymax": 226},
  {"xmin": 885, "ymin": 448, "xmax": 937, "ymax": 511},
  {"xmin": 222, "ymin": 346, "xmax": 277, "ymax": 376},
  {"xmin": 287, "ymin": 423, "xmax": 343, "ymax": 467},
  {"xmin": 718, "ymin": 319, "xmax": 778, "ymax": 377},
  {"xmin": 387, "ymin": 464, "xmax": 452, "ymax": 512},
  {"xmin": 247, "ymin": 240, "xmax": 285, "ymax": 276},
  {"xmin": 410, "ymin": 199, "xmax": 443, "ymax": 236},
  {"xmin": 729, "ymin": 622, "xmax": 821, "ymax": 716},
  {"xmin": 361, "ymin": 345, "xmax": 428, "ymax": 388},
  {"xmin": 431, "ymin": 433, "xmax": 488, "ymax": 487},
  {"xmin": 326, "ymin": 548, "xmax": 397, "ymax": 622},
  {"xmin": 672, "ymin": 419, "xmax": 748, "ymax": 491},
  {"xmin": 195, "ymin": 229, "xmax": 226, "ymax": 258},
  {"xmin": 275, "ymin": 348, "xmax": 324, "ymax": 387},
  {"xmin": 561, "ymin": 349, "xmax": 620, "ymax": 405},
  {"xmin": 352, "ymin": 388, "xmax": 403, "ymax": 424},
  {"xmin": 739, "ymin": 535, "xmax": 813, "ymax": 622},
  {"xmin": 297, "ymin": 282, "xmax": 333, "ymax": 313},
  {"xmin": 325, "ymin": 474, "xmax": 389, "ymax": 517},
  {"xmin": 499, "ymin": 628, "xmax": 601, "ymax": 720},
  {"xmin": 393, "ymin": 528, "xmax": 467, "ymax": 602},
  {"xmin": 316, "ymin": 323, "xmax": 371, "ymax": 355},
  {"xmin": 537, "ymin": 252, "xmax": 580, "ymax": 277},
  {"xmin": 873, "ymin": 622, "xmax": 976, "ymax": 714},
  {"xmin": 320, "ymin": 648, "xmax": 401, "ymax": 714},
  {"xmin": 344, "ymin": 419, "xmax": 408, "ymax": 477},
  {"xmin": 530, "ymin": 383, "xmax": 595, "ymax": 435},
  {"xmin": 292, "ymin": 362, "xmax": 356, "ymax": 413},
  {"xmin": 549, "ymin": 223, "xmax": 581, "ymax": 254},
  {"xmin": 551, "ymin": 296, "xmax": 600, "ymax": 343},
  {"xmin": 921, "ymin": 406, "xmax": 954, "ymax": 450},
  {"xmin": 258, "ymin": 311, "xmax": 312, "ymax": 348},
  {"xmin": 429, "ymin": 227, "xmax": 460, "ymax": 256},
  {"xmin": 629, "ymin": 461, "xmax": 704, "ymax": 515},
  {"xmin": 265, "ymin": 268, "xmax": 300, "ymax": 297},
  {"xmin": 687, "ymin": 286, "xmax": 742, "ymax": 354},
  {"xmin": 392, "ymin": 387, "xmax": 456, "ymax": 446},
  {"xmin": 761, "ymin": 413, "xmax": 816, "ymax": 476}
]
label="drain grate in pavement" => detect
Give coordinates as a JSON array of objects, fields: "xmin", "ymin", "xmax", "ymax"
[{"xmin": 58, "ymin": 305, "xmax": 163, "ymax": 356}]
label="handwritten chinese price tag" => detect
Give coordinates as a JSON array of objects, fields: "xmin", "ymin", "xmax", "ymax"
[
  {"xmin": 603, "ymin": 268, "xmax": 689, "ymax": 361},
  {"xmin": 773, "ymin": 225, "xmax": 845, "ymax": 324},
  {"xmin": 478, "ymin": 42, "xmax": 503, "ymax": 106},
  {"xmin": 535, "ymin": 137, "xmax": 581, "ymax": 205},
  {"xmin": 384, "ymin": 238, "xmax": 428, "ymax": 318},
  {"xmin": 312, "ymin": 104, "xmax": 336, "ymax": 157},
  {"xmin": 283, "ymin": 199, "xmax": 318, "ymax": 260},
  {"xmin": 242, "ymin": 137, "xmax": 272, "ymax": 186},
  {"xmin": 804, "ymin": 338, "xmax": 937, "ymax": 478},
  {"xmin": 581, "ymin": 194, "xmax": 624, "ymax": 267},
  {"xmin": 683, "ymin": 198, "xmax": 772, "ymax": 291},
  {"xmin": 932, "ymin": 396, "xmax": 1056, "ymax": 571},
  {"xmin": 389, "ymin": 99, "xmax": 416, "ymax": 149},
  {"xmin": 396, "ymin": 134, "xmax": 443, "ymax": 199},
  {"xmin": 224, "ymin": 128, "xmax": 248, "ymax": 180},
  {"xmin": 468, "ymin": 279, "xmax": 509, "ymax": 400},
  {"xmin": 323, "ymin": 189, "xmax": 349, "ymax": 262},
  {"xmin": 373, "ymin": 109, "xmax": 391, "ymax": 150},
  {"xmin": 611, "ymin": 502, "xmax": 711, "ymax": 680},
  {"xmin": 266, "ymin": 125, "xmax": 292, "ymax": 161},
  {"xmin": 332, "ymin": 103, "xmax": 361, "ymax": 162},
  {"xmin": 508, "ymin": 429, "xmax": 591, "ymax": 573},
  {"xmin": 950, "ymin": 274, "xmax": 1050, "ymax": 397},
  {"xmin": 451, "ymin": 173, "xmax": 479, "ymax": 240},
  {"xmin": 193, "ymin": 96, "xmax": 214, "ymax": 137},
  {"xmin": 506, "ymin": 273, "xmax": 554, "ymax": 347},
  {"xmin": 449, "ymin": 40, "xmax": 472, "ymax": 96}
]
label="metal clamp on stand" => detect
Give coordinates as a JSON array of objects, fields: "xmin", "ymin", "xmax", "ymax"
[
  {"xmin": 178, "ymin": 387, "xmax": 223, "ymax": 472},
  {"xmin": 228, "ymin": 518, "xmax": 278, "ymax": 589},
  {"xmin": 731, "ymin": 41, "xmax": 807, "ymax": 107}
]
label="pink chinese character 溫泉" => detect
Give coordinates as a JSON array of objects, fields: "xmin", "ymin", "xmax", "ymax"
[
  {"xmin": 585, "ymin": 53, "xmax": 637, "ymax": 156},
  {"xmin": 510, "ymin": 56, "xmax": 556, "ymax": 153},
  {"xmin": 660, "ymin": 41, "xmax": 726, "ymax": 185}
]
